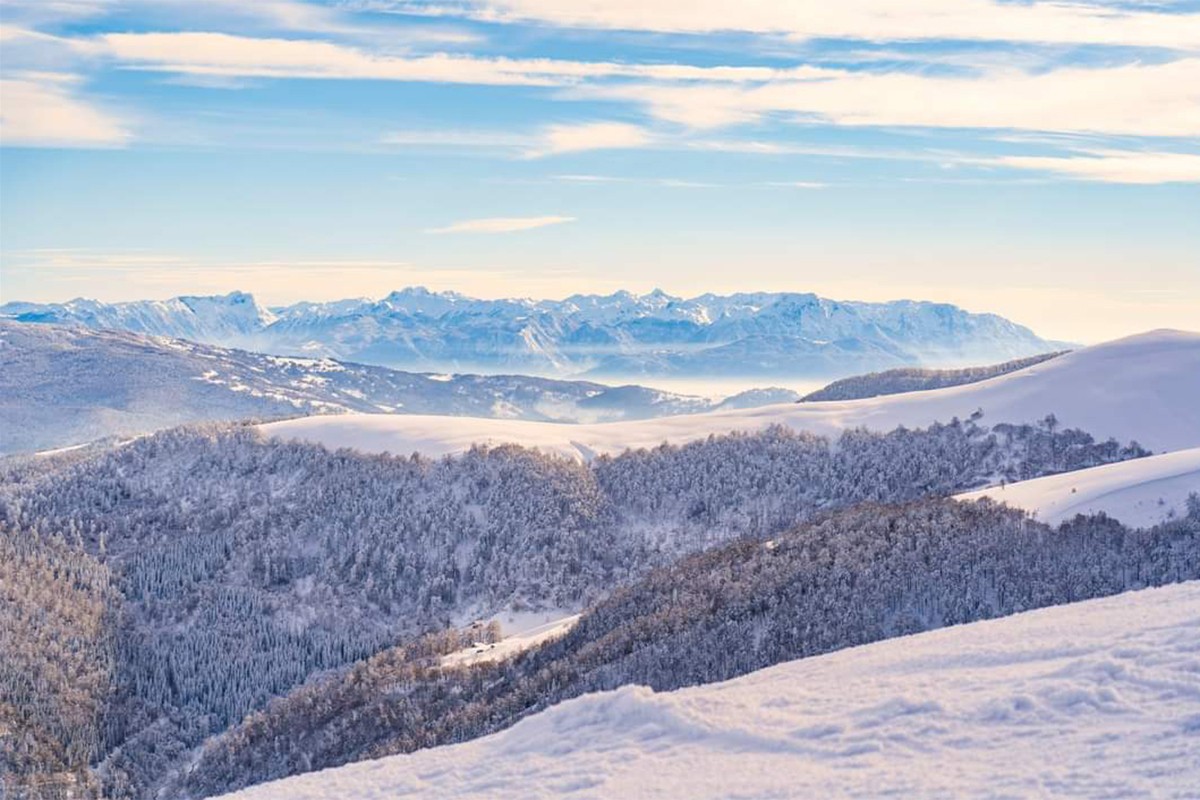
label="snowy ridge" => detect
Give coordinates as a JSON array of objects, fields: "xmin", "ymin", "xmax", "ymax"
[
  {"xmin": 959, "ymin": 446, "xmax": 1200, "ymax": 528},
  {"xmin": 261, "ymin": 329, "xmax": 1200, "ymax": 460},
  {"xmin": 223, "ymin": 582, "xmax": 1200, "ymax": 799}
]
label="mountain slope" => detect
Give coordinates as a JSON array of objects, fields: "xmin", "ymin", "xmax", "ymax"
[
  {"xmin": 181, "ymin": 496, "xmax": 1195, "ymax": 799},
  {"xmin": 261, "ymin": 329, "xmax": 1200, "ymax": 460},
  {"xmin": 0, "ymin": 322, "xmax": 775, "ymax": 455},
  {"xmin": 3, "ymin": 418, "xmax": 1149, "ymax": 798},
  {"xmin": 222, "ymin": 581, "xmax": 1200, "ymax": 800},
  {"xmin": 958, "ymin": 446, "xmax": 1200, "ymax": 528},
  {"xmin": 2, "ymin": 288, "xmax": 1058, "ymax": 379}
]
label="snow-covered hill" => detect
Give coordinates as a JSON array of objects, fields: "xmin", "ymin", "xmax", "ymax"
[
  {"xmin": 222, "ymin": 581, "xmax": 1200, "ymax": 800},
  {"xmin": 959, "ymin": 447, "xmax": 1200, "ymax": 528},
  {"xmin": 0, "ymin": 323, "xmax": 789, "ymax": 455},
  {"xmin": 1, "ymin": 287, "xmax": 1058, "ymax": 379},
  {"xmin": 262, "ymin": 329, "xmax": 1200, "ymax": 460}
]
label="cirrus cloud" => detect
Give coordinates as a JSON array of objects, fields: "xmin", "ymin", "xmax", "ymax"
[
  {"xmin": 80, "ymin": 31, "xmax": 1200, "ymax": 140},
  {"xmin": 991, "ymin": 149, "xmax": 1200, "ymax": 184},
  {"xmin": 93, "ymin": 31, "xmax": 835, "ymax": 85},
  {"xmin": 390, "ymin": 0, "xmax": 1200, "ymax": 50},
  {"xmin": 587, "ymin": 58, "xmax": 1200, "ymax": 137}
]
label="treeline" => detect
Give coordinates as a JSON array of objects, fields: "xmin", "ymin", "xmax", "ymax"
[
  {"xmin": 180, "ymin": 497, "xmax": 1200, "ymax": 798},
  {"xmin": 800, "ymin": 351, "xmax": 1066, "ymax": 402},
  {"xmin": 0, "ymin": 416, "xmax": 1147, "ymax": 797}
]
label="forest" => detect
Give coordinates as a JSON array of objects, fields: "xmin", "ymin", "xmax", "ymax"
[
  {"xmin": 182, "ymin": 498, "xmax": 1200, "ymax": 798},
  {"xmin": 0, "ymin": 415, "xmax": 1154, "ymax": 797}
]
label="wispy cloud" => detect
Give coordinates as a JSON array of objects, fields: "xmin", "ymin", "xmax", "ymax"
[
  {"xmin": 381, "ymin": 122, "xmax": 654, "ymax": 158},
  {"xmin": 552, "ymin": 173, "xmax": 629, "ymax": 183},
  {"xmin": 0, "ymin": 72, "xmax": 132, "ymax": 147},
  {"xmin": 761, "ymin": 180, "xmax": 828, "ymax": 189},
  {"xmin": 989, "ymin": 149, "xmax": 1200, "ymax": 184},
  {"xmin": 590, "ymin": 58, "xmax": 1200, "ymax": 136},
  {"xmin": 425, "ymin": 215, "xmax": 577, "ymax": 234},
  {"xmin": 389, "ymin": 0, "xmax": 1200, "ymax": 49},
  {"xmin": 526, "ymin": 121, "xmax": 652, "ymax": 157},
  {"xmin": 0, "ymin": 0, "xmax": 463, "ymax": 40},
  {"xmin": 90, "ymin": 32, "xmax": 834, "ymax": 85},
  {"xmin": 10, "ymin": 21, "xmax": 1198, "ymax": 154}
]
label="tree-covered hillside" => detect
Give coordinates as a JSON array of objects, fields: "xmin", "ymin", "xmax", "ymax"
[
  {"xmin": 801, "ymin": 351, "xmax": 1065, "ymax": 402},
  {"xmin": 0, "ymin": 417, "xmax": 1150, "ymax": 797},
  {"xmin": 182, "ymin": 498, "xmax": 1200, "ymax": 798}
]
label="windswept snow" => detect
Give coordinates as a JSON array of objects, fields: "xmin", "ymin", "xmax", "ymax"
[
  {"xmin": 261, "ymin": 329, "xmax": 1200, "ymax": 460},
  {"xmin": 223, "ymin": 582, "xmax": 1200, "ymax": 800},
  {"xmin": 960, "ymin": 447, "xmax": 1200, "ymax": 528}
]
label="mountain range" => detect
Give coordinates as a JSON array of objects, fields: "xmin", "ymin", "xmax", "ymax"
[{"xmin": 1, "ymin": 288, "xmax": 1062, "ymax": 379}]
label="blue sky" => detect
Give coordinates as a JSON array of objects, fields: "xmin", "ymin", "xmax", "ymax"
[{"xmin": 1, "ymin": 0, "xmax": 1197, "ymax": 341}]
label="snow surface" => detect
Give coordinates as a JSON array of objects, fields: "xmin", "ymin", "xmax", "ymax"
[
  {"xmin": 959, "ymin": 447, "xmax": 1200, "ymax": 528},
  {"xmin": 223, "ymin": 581, "xmax": 1200, "ymax": 800},
  {"xmin": 261, "ymin": 329, "xmax": 1200, "ymax": 460},
  {"xmin": 441, "ymin": 612, "xmax": 581, "ymax": 668}
]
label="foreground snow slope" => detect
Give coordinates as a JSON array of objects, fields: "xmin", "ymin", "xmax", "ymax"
[
  {"xmin": 262, "ymin": 329, "xmax": 1200, "ymax": 460},
  {"xmin": 225, "ymin": 582, "xmax": 1200, "ymax": 800},
  {"xmin": 959, "ymin": 447, "xmax": 1200, "ymax": 527}
]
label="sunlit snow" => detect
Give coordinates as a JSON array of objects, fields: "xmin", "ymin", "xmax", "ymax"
[{"xmin": 960, "ymin": 447, "xmax": 1200, "ymax": 528}]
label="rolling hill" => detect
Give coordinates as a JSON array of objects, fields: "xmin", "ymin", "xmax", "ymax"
[
  {"xmin": 0, "ymin": 322, "xmax": 795, "ymax": 455},
  {"xmin": 261, "ymin": 329, "xmax": 1200, "ymax": 460},
  {"xmin": 958, "ymin": 446, "xmax": 1200, "ymax": 528},
  {"xmin": 799, "ymin": 350, "xmax": 1066, "ymax": 401}
]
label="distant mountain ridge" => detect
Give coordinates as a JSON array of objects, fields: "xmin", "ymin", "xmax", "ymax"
[
  {"xmin": 0, "ymin": 322, "xmax": 795, "ymax": 455},
  {"xmin": 1, "ymin": 288, "xmax": 1061, "ymax": 379}
]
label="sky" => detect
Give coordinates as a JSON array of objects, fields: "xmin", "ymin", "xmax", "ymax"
[{"xmin": 1, "ymin": 0, "xmax": 1197, "ymax": 343}]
